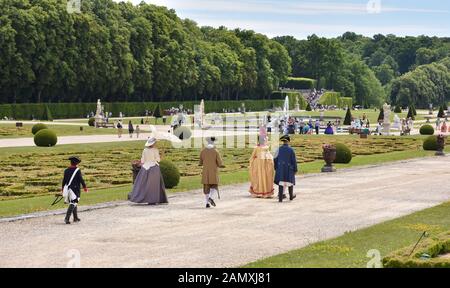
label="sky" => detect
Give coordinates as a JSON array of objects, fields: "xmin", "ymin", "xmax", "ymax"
[{"xmin": 115, "ymin": 0, "xmax": 450, "ymax": 39}]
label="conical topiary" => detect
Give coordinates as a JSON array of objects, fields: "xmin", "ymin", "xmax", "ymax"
[
  {"xmin": 394, "ymin": 106, "xmax": 402, "ymax": 113},
  {"xmin": 306, "ymin": 103, "xmax": 312, "ymax": 111},
  {"xmin": 153, "ymin": 104, "xmax": 162, "ymax": 124},
  {"xmin": 411, "ymin": 105, "xmax": 417, "ymax": 116},
  {"xmin": 438, "ymin": 106, "xmax": 445, "ymax": 118},
  {"xmin": 377, "ymin": 107, "xmax": 384, "ymax": 122},
  {"xmin": 407, "ymin": 107, "xmax": 415, "ymax": 120},
  {"xmin": 344, "ymin": 107, "xmax": 352, "ymax": 125},
  {"xmin": 42, "ymin": 105, "xmax": 53, "ymax": 121}
]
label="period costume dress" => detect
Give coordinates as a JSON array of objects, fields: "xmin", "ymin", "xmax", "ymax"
[
  {"xmin": 129, "ymin": 138, "xmax": 168, "ymax": 205},
  {"xmin": 199, "ymin": 138, "xmax": 223, "ymax": 208},
  {"xmin": 249, "ymin": 145, "xmax": 274, "ymax": 198},
  {"xmin": 274, "ymin": 136, "xmax": 298, "ymax": 202}
]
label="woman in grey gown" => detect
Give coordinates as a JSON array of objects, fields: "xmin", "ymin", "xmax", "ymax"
[{"xmin": 129, "ymin": 137, "xmax": 168, "ymax": 205}]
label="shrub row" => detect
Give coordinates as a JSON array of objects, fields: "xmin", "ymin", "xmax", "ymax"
[
  {"xmin": 318, "ymin": 92, "xmax": 353, "ymax": 109},
  {"xmin": 0, "ymin": 100, "xmax": 286, "ymax": 120},
  {"xmin": 282, "ymin": 77, "xmax": 317, "ymax": 90}
]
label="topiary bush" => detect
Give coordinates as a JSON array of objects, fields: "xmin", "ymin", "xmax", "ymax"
[
  {"xmin": 174, "ymin": 126, "xmax": 192, "ymax": 140},
  {"xmin": 31, "ymin": 123, "xmax": 48, "ymax": 135},
  {"xmin": 420, "ymin": 125, "xmax": 435, "ymax": 135},
  {"xmin": 344, "ymin": 108, "xmax": 352, "ymax": 125},
  {"xmin": 423, "ymin": 136, "xmax": 438, "ymax": 151},
  {"xmin": 159, "ymin": 160, "xmax": 180, "ymax": 189},
  {"xmin": 34, "ymin": 129, "xmax": 58, "ymax": 147},
  {"xmin": 88, "ymin": 117, "xmax": 95, "ymax": 127},
  {"xmin": 438, "ymin": 106, "xmax": 445, "ymax": 118},
  {"xmin": 334, "ymin": 143, "xmax": 352, "ymax": 164},
  {"xmin": 305, "ymin": 103, "xmax": 312, "ymax": 111},
  {"xmin": 394, "ymin": 106, "xmax": 402, "ymax": 113}
]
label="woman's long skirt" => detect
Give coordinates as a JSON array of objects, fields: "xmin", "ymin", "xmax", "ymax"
[{"xmin": 129, "ymin": 166, "xmax": 168, "ymax": 204}]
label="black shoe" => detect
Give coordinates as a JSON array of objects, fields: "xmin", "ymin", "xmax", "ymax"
[
  {"xmin": 278, "ymin": 193, "xmax": 283, "ymax": 203},
  {"xmin": 65, "ymin": 204, "xmax": 74, "ymax": 225},
  {"xmin": 206, "ymin": 204, "xmax": 211, "ymax": 209},
  {"xmin": 208, "ymin": 198, "xmax": 216, "ymax": 207},
  {"xmin": 289, "ymin": 193, "xmax": 297, "ymax": 201},
  {"xmin": 73, "ymin": 207, "xmax": 81, "ymax": 222}
]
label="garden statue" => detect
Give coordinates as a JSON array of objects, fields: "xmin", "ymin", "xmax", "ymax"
[
  {"xmin": 436, "ymin": 134, "xmax": 446, "ymax": 156},
  {"xmin": 392, "ymin": 114, "xmax": 401, "ymax": 130},
  {"xmin": 194, "ymin": 99, "xmax": 205, "ymax": 128},
  {"xmin": 382, "ymin": 103, "xmax": 391, "ymax": 135},
  {"xmin": 94, "ymin": 99, "xmax": 105, "ymax": 127},
  {"xmin": 321, "ymin": 144, "xmax": 337, "ymax": 173},
  {"xmin": 283, "ymin": 96, "xmax": 290, "ymax": 120},
  {"xmin": 429, "ymin": 103, "xmax": 433, "ymax": 115},
  {"xmin": 294, "ymin": 95, "xmax": 300, "ymax": 111}
]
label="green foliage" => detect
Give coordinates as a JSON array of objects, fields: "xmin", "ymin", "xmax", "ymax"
[
  {"xmin": 318, "ymin": 92, "xmax": 341, "ymax": 106},
  {"xmin": 334, "ymin": 143, "xmax": 352, "ymax": 164},
  {"xmin": 407, "ymin": 107, "xmax": 415, "ymax": 120},
  {"xmin": 444, "ymin": 103, "xmax": 449, "ymax": 111},
  {"xmin": 423, "ymin": 136, "xmax": 438, "ymax": 151},
  {"xmin": 41, "ymin": 105, "xmax": 53, "ymax": 121},
  {"xmin": 153, "ymin": 104, "xmax": 162, "ymax": 119},
  {"xmin": 339, "ymin": 97, "xmax": 353, "ymax": 109},
  {"xmin": 383, "ymin": 231, "xmax": 450, "ymax": 268},
  {"xmin": 159, "ymin": 160, "xmax": 181, "ymax": 189},
  {"xmin": 272, "ymin": 92, "xmax": 306, "ymax": 110},
  {"xmin": 305, "ymin": 103, "xmax": 312, "ymax": 111},
  {"xmin": 419, "ymin": 125, "xmax": 435, "ymax": 135},
  {"xmin": 0, "ymin": 1, "xmax": 291, "ymax": 104},
  {"xmin": 394, "ymin": 106, "xmax": 402, "ymax": 113},
  {"xmin": 34, "ymin": 129, "xmax": 57, "ymax": 147},
  {"xmin": 31, "ymin": 123, "xmax": 48, "ymax": 135},
  {"xmin": 283, "ymin": 77, "xmax": 316, "ymax": 90},
  {"xmin": 344, "ymin": 108, "xmax": 352, "ymax": 125},
  {"xmin": 88, "ymin": 118, "xmax": 96, "ymax": 127},
  {"xmin": 438, "ymin": 106, "xmax": 445, "ymax": 118},
  {"xmin": 378, "ymin": 108, "xmax": 384, "ymax": 122},
  {"xmin": 411, "ymin": 105, "xmax": 417, "ymax": 116}
]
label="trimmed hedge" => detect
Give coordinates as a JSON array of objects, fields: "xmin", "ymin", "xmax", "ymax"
[
  {"xmin": 159, "ymin": 160, "xmax": 180, "ymax": 189},
  {"xmin": 271, "ymin": 92, "xmax": 307, "ymax": 110},
  {"xmin": 31, "ymin": 123, "xmax": 48, "ymax": 135},
  {"xmin": 34, "ymin": 129, "xmax": 58, "ymax": 147},
  {"xmin": 0, "ymin": 100, "xmax": 287, "ymax": 120},
  {"xmin": 419, "ymin": 125, "xmax": 435, "ymax": 135},
  {"xmin": 383, "ymin": 231, "xmax": 450, "ymax": 268},
  {"xmin": 339, "ymin": 97, "xmax": 353, "ymax": 109},
  {"xmin": 334, "ymin": 143, "xmax": 352, "ymax": 164},
  {"xmin": 423, "ymin": 136, "xmax": 438, "ymax": 151},
  {"xmin": 318, "ymin": 92, "xmax": 352, "ymax": 109},
  {"xmin": 282, "ymin": 77, "xmax": 316, "ymax": 90},
  {"xmin": 88, "ymin": 117, "xmax": 96, "ymax": 127},
  {"xmin": 394, "ymin": 106, "xmax": 402, "ymax": 113}
]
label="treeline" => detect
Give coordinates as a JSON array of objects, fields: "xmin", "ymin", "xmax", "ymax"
[
  {"xmin": 0, "ymin": 0, "xmax": 291, "ymax": 104},
  {"xmin": 275, "ymin": 32, "xmax": 450, "ymax": 108}
]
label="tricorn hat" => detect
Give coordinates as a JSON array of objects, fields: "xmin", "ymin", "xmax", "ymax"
[
  {"xmin": 68, "ymin": 156, "xmax": 81, "ymax": 164},
  {"xmin": 280, "ymin": 135, "xmax": 291, "ymax": 142}
]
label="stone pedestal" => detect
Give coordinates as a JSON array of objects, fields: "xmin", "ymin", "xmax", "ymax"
[
  {"xmin": 295, "ymin": 104, "xmax": 300, "ymax": 112},
  {"xmin": 322, "ymin": 146, "xmax": 337, "ymax": 173}
]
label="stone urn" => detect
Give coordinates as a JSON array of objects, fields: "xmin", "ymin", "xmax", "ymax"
[
  {"xmin": 131, "ymin": 160, "xmax": 142, "ymax": 183},
  {"xmin": 436, "ymin": 135, "xmax": 446, "ymax": 156},
  {"xmin": 322, "ymin": 144, "xmax": 337, "ymax": 173}
]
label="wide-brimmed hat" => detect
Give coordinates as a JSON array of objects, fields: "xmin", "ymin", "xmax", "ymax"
[
  {"xmin": 280, "ymin": 135, "xmax": 291, "ymax": 142},
  {"xmin": 68, "ymin": 156, "xmax": 81, "ymax": 164},
  {"xmin": 145, "ymin": 137, "xmax": 157, "ymax": 147}
]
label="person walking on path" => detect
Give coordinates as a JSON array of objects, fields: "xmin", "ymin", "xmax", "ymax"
[
  {"xmin": 199, "ymin": 137, "xmax": 224, "ymax": 208},
  {"xmin": 136, "ymin": 125, "xmax": 141, "ymax": 138},
  {"xmin": 128, "ymin": 121, "xmax": 135, "ymax": 138},
  {"xmin": 128, "ymin": 138, "xmax": 168, "ymax": 205},
  {"xmin": 315, "ymin": 120, "xmax": 320, "ymax": 135},
  {"xmin": 274, "ymin": 135, "xmax": 298, "ymax": 203},
  {"xmin": 117, "ymin": 121, "xmax": 123, "ymax": 138},
  {"xmin": 62, "ymin": 156, "xmax": 88, "ymax": 225},
  {"xmin": 249, "ymin": 135, "xmax": 274, "ymax": 199}
]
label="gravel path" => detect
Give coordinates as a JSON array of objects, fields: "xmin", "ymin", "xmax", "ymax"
[{"xmin": 1, "ymin": 157, "xmax": 449, "ymax": 268}]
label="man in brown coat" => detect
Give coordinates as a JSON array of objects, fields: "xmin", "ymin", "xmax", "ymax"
[{"xmin": 199, "ymin": 137, "xmax": 224, "ymax": 208}]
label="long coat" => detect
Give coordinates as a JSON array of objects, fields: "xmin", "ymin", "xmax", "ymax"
[
  {"xmin": 274, "ymin": 144, "xmax": 298, "ymax": 185},
  {"xmin": 200, "ymin": 147, "xmax": 223, "ymax": 185}
]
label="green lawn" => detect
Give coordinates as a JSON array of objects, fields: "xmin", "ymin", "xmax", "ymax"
[
  {"xmin": 0, "ymin": 123, "xmax": 117, "ymax": 138},
  {"xmin": 244, "ymin": 202, "xmax": 450, "ymax": 268},
  {"xmin": 0, "ymin": 149, "xmax": 438, "ymax": 218}
]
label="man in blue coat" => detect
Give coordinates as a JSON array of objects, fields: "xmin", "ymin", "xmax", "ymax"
[{"xmin": 274, "ymin": 135, "xmax": 298, "ymax": 202}]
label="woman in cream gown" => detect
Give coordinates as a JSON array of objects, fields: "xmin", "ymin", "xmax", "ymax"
[
  {"xmin": 129, "ymin": 138, "xmax": 168, "ymax": 205},
  {"xmin": 249, "ymin": 136, "xmax": 275, "ymax": 198}
]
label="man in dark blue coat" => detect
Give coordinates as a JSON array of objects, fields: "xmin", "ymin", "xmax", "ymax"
[{"xmin": 274, "ymin": 135, "xmax": 298, "ymax": 202}]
